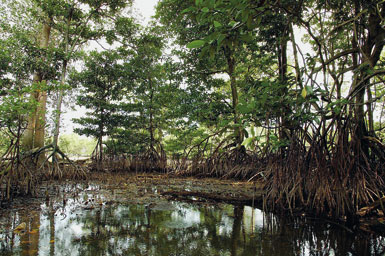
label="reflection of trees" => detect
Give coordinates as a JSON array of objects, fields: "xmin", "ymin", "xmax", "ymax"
[
  {"xmin": 258, "ymin": 215, "xmax": 385, "ymax": 256},
  {"xmin": 48, "ymin": 202, "xmax": 55, "ymax": 256},
  {"xmin": 1, "ymin": 201, "xmax": 385, "ymax": 255},
  {"xmin": 231, "ymin": 205, "xmax": 244, "ymax": 256},
  {"xmin": 15, "ymin": 213, "xmax": 40, "ymax": 256}
]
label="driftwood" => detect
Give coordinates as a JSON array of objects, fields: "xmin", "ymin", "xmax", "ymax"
[{"xmin": 357, "ymin": 196, "xmax": 385, "ymax": 217}]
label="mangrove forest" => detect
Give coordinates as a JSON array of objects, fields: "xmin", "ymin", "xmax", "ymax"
[{"xmin": 1, "ymin": 0, "xmax": 385, "ymax": 255}]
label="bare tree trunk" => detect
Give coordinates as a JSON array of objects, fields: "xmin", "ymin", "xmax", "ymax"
[
  {"xmin": 367, "ymin": 87, "xmax": 374, "ymax": 134},
  {"xmin": 352, "ymin": 2, "xmax": 385, "ymax": 156},
  {"xmin": 98, "ymin": 123, "xmax": 104, "ymax": 170},
  {"xmin": 22, "ymin": 17, "xmax": 52, "ymax": 164},
  {"xmin": 278, "ymin": 27, "xmax": 289, "ymax": 148},
  {"xmin": 290, "ymin": 23, "xmax": 302, "ymax": 89},
  {"xmin": 53, "ymin": 61, "xmax": 67, "ymax": 151},
  {"xmin": 53, "ymin": 7, "xmax": 75, "ymax": 153},
  {"xmin": 149, "ymin": 77, "xmax": 155, "ymax": 150},
  {"xmin": 224, "ymin": 47, "xmax": 243, "ymax": 148}
]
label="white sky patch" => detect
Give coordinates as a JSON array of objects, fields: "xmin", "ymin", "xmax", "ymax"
[{"xmin": 132, "ymin": 0, "xmax": 158, "ymax": 25}]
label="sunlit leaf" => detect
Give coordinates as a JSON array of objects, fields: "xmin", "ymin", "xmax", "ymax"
[
  {"xmin": 214, "ymin": 21, "xmax": 222, "ymax": 28},
  {"xmin": 301, "ymin": 87, "xmax": 307, "ymax": 98},
  {"xmin": 187, "ymin": 40, "xmax": 205, "ymax": 49},
  {"xmin": 228, "ymin": 20, "xmax": 237, "ymax": 27},
  {"xmin": 250, "ymin": 125, "xmax": 255, "ymax": 137},
  {"xmin": 242, "ymin": 137, "xmax": 254, "ymax": 147}
]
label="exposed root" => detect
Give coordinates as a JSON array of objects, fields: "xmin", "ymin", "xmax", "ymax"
[
  {"xmin": 0, "ymin": 142, "xmax": 87, "ymax": 202},
  {"xmin": 130, "ymin": 145, "xmax": 167, "ymax": 173},
  {"xmin": 262, "ymin": 119, "xmax": 385, "ymax": 219},
  {"xmin": 91, "ymin": 143, "xmax": 168, "ymax": 173},
  {"xmin": 30, "ymin": 143, "xmax": 88, "ymax": 179},
  {"xmin": 174, "ymin": 145, "xmax": 260, "ymax": 180},
  {"xmin": 0, "ymin": 139, "xmax": 40, "ymax": 200}
]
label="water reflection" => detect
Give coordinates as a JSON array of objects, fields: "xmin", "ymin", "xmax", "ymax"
[{"xmin": 0, "ymin": 196, "xmax": 384, "ymax": 256}]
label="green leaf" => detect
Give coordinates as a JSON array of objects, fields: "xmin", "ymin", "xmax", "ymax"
[
  {"xmin": 187, "ymin": 40, "xmax": 205, "ymax": 49},
  {"xmin": 228, "ymin": 20, "xmax": 237, "ymax": 27},
  {"xmin": 181, "ymin": 7, "xmax": 192, "ymax": 14},
  {"xmin": 250, "ymin": 125, "xmax": 255, "ymax": 137},
  {"xmin": 247, "ymin": 15, "xmax": 253, "ymax": 29},
  {"xmin": 301, "ymin": 87, "xmax": 307, "ymax": 98},
  {"xmin": 217, "ymin": 34, "xmax": 226, "ymax": 46},
  {"xmin": 214, "ymin": 21, "xmax": 222, "ymax": 28},
  {"xmin": 209, "ymin": 46, "xmax": 215, "ymax": 60},
  {"xmin": 306, "ymin": 86, "xmax": 313, "ymax": 95},
  {"xmin": 242, "ymin": 137, "xmax": 254, "ymax": 147},
  {"xmin": 240, "ymin": 34, "xmax": 253, "ymax": 42},
  {"xmin": 255, "ymin": 15, "xmax": 262, "ymax": 26},
  {"xmin": 202, "ymin": 7, "xmax": 209, "ymax": 13},
  {"xmin": 244, "ymin": 129, "xmax": 249, "ymax": 138}
]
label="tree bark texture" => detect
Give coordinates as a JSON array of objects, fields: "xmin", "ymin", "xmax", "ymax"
[{"xmin": 22, "ymin": 17, "xmax": 52, "ymax": 157}]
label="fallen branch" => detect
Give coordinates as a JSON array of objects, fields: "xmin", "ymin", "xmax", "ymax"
[{"xmin": 357, "ymin": 196, "xmax": 385, "ymax": 217}]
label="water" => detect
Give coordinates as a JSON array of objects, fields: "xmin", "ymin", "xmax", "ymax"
[{"xmin": 0, "ymin": 189, "xmax": 384, "ymax": 255}]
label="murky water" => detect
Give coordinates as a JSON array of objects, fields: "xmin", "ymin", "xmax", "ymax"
[{"xmin": 0, "ymin": 186, "xmax": 384, "ymax": 256}]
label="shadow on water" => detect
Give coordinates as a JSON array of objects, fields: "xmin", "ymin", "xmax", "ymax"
[{"xmin": 0, "ymin": 188, "xmax": 384, "ymax": 256}]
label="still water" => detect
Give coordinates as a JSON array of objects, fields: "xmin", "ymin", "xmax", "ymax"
[{"xmin": 0, "ymin": 187, "xmax": 384, "ymax": 256}]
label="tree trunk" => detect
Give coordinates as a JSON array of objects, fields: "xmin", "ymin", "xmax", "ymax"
[
  {"xmin": 352, "ymin": 2, "xmax": 385, "ymax": 156},
  {"xmin": 224, "ymin": 47, "xmax": 243, "ymax": 147},
  {"xmin": 366, "ymin": 87, "xmax": 374, "ymax": 134},
  {"xmin": 278, "ymin": 28, "xmax": 289, "ymax": 148},
  {"xmin": 149, "ymin": 77, "xmax": 155, "ymax": 150},
  {"xmin": 53, "ymin": 7, "xmax": 73, "ymax": 152},
  {"xmin": 22, "ymin": 18, "xmax": 52, "ymax": 155},
  {"xmin": 53, "ymin": 60, "xmax": 67, "ymax": 151},
  {"xmin": 98, "ymin": 123, "xmax": 103, "ymax": 170},
  {"xmin": 290, "ymin": 23, "xmax": 302, "ymax": 89}
]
